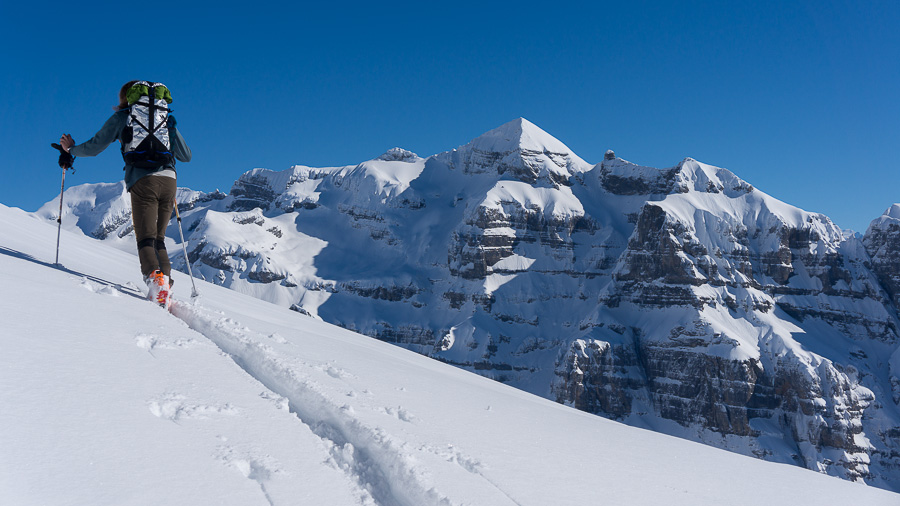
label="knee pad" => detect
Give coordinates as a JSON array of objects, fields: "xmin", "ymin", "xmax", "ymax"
[{"xmin": 137, "ymin": 237, "xmax": 156, "ymax": 250}]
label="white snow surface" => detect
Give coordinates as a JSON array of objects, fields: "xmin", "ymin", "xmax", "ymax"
[{"xmin": 2, "ymin": 204, "xmax": 898, "ymax": 505}]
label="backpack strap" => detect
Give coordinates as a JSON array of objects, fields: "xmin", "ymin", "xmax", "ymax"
[{"xmin": 148, "ymin": 84, "xmax": 155, "ymax": 134}]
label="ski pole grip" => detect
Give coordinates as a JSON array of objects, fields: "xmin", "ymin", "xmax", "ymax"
[{"xmin": 51, "ymin": 143, "xmax": 75, "ymax": 170}]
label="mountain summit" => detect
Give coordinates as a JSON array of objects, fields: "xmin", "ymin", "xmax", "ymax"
[
  {"xmin": 467, "ymin": 117, "xmax": 576, "ymax": 155},
  {"xmin": 444, "ymin": 118, "xmax": 591, "ymax": 184}
]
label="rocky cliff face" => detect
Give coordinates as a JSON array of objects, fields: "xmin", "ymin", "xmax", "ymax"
[
  {"xmin": 43, "ymin": 118, "xmax": 900, "ymax": 492},
  {"xmin": 865, "ymin": 205, "xmax": 900, "ymax": 312}
]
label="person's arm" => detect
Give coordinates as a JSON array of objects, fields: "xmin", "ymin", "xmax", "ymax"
[
  {"xmin": 168, "ymin": 116, "xmax": 191, "ymax": 163},
  {"xmin": 60, "ymin": 112, "xmax": 125, "ymax": 157}
]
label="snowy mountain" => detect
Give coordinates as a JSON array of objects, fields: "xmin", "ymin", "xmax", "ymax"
[{"xmin": 35, "ymin": 118, "xmax": 900, "ymax": 493}]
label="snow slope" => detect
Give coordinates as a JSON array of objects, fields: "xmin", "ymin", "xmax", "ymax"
[{"xmin": 2, "ymin": 203, "xmax": 898, "ymax": 505}]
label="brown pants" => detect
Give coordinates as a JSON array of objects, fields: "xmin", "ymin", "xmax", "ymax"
[{"xmin": 130, "ymin": 176, "xmax": 176, "ymax": 278}]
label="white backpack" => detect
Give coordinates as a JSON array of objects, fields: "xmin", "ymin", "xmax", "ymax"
[{"xmin": 123, "ymin": 81, "xmax": 174, "ymax": 169}]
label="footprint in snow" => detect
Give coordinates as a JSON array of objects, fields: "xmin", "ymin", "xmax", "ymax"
[
  {"xmin": 317, "ymin": 363, "xmax": 355, "ymax": 380},
  {"xmin": 147, "ymin": 393, "xmax": 239, "ymax": 422},
  {"xmin": 420, "ymin": 444, "xmax": 483, "ymax": 474},
  {"xmin": 216, "ymin": 445, "xmax": 282, "ymax": 504},
  {"xmin": 382, "ymin": 406, "xmax": 415, "ymax": 423},
  {"xmin": 267, "ymin": 332, "xmax": 288, "ymax": 344},
  {"xmin": 233, "ymin": 458, "xmax": 274, "ymax": 481},
  {"xmin": 325, "ymin": 365, "xmax": 345, "ymax": 379},
  {"xmin": 135, "ymin": 333, "xmax": 200, "ymax": 353},
  {"xmin": 259, "ymin": 391, "xmax": 291, "ymax": 411},
  {"xmin": 98, "ymin": 285, "xmax": 119, "ymax": 296},
  {"xmin": 79, "ymin": 278, "xmax": 96, "ymax": 292},
  {"xmin": 78, "ymin": 277, "xmax": 118, "ymax": 296}
]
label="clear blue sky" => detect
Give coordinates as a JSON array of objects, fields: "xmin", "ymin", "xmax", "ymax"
[{"xmin": 2, "ymin": 1, "xmax": 898, "ymax": 232}]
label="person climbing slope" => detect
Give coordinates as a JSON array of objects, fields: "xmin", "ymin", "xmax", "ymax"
[{"xmin": 59, "ymin": 80, "xmax": 191, "ymax": 307}]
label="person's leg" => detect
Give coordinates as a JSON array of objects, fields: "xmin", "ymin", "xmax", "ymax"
[
  {"xmin": 155, "ymin": 177, "xmax": 177, "ymax": 279},
  {"xmin": 130, "ymin": 178, "xmax": 161, "ymax": 277}
]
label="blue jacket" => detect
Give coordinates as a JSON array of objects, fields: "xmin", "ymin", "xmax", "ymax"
[{"xmin": 69, "ymin": 109, "xmax": 192, "ymax": 190}]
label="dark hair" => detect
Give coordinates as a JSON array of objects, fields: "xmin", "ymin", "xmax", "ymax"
[{"xmin": 116, "ymin": 80, "xmax": 139, "ymax": 110}]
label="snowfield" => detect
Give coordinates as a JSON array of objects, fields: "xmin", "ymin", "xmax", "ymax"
[{"xmin": 1, "ymin": 202, "xmax": 897, "ymax": 505}]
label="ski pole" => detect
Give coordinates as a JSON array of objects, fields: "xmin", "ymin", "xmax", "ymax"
[
  {"xmin": 173, "ymin": 204, "xmax": 200, "ymax": 298},
  {"xmin": 50, "ymin": 143, "xmax": 74, "ymax": 266},
  {"xmin": 55, "ymin": 165, "xmax": 67, "ymax": 266}
]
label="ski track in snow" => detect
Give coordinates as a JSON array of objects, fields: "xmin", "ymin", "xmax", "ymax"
[{"xmin": 170, "ymin": 299, "xmax": 520, "ymax": 506}]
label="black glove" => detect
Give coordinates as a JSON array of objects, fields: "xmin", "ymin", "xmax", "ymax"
[{"xmin": 51, "ymin": 143, "xmax": 75, "ymax": 170}]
